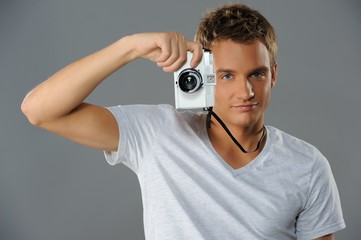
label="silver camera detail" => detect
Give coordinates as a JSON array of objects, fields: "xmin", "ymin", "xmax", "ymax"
[{"xmin": 174, "ymin": 50, "xmax": 215, "ymax": 109}]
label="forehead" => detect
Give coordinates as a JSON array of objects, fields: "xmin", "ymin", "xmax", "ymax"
[{"xmin": 210, "ymin": 39, "xmax": 271, "ymax": 71}]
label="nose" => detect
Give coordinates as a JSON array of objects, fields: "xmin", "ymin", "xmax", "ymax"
[{"xmin": 235, "ymin": 78, "xmax": 254, "ymax": 100}]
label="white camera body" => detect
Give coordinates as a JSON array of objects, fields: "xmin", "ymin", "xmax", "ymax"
[{"xmin": 174, "ymin": 51, "xmax": 215, "ymax": 109}]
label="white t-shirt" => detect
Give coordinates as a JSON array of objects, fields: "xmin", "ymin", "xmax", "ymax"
[{"xmin": 104, "ymin": 104, "xmax": 345, "ymax": 240}]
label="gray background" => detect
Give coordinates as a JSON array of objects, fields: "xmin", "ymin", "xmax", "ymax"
[{"xmin": 1, "ymin": 0, "xmax": 360, "ymax": 239}]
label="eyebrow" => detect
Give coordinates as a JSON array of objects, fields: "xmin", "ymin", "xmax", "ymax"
[
  {"xmin": 216, "ymin": 69, "xmax": 235, "ymax": 74},
  {"xmin": 250, "ymin": 66, "xmax": 269, "ymax": 72},
  {"xmin": 216, "ymin": 66, "xmax": 270, "ymax": 75}
]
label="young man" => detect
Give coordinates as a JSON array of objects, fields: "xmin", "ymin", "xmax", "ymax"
[{"xmin": 21, "ymin": 3, "xmax": 345, "ymax": 240}]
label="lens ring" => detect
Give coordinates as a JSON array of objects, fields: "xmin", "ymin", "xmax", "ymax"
[{"xmin": 178, "ymin": 68, "xmax": 202, "ymax": 93}]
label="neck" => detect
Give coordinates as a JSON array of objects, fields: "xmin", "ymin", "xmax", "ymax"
[
  {"xmin": 207, "ymin": 117, "xmax": 267, "ymax": 169},
  {"xmin": 207, "ymin": 110, "xmax": 265, "ymax": 153}
]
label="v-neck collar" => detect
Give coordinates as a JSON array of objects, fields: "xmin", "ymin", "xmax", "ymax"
[{"xmin": 200, "ymin": 114, "xmax": 271, "ymax": 176}]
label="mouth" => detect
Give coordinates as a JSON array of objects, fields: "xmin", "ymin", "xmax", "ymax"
[{"xmin": 231, "ymin": 103, "xmax": 258, "ymax": 111}]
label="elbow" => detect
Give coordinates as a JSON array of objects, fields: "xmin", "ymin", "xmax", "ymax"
[{"xmin": 21, "ymin": 97, "xmax": 42, "ymax": 126}]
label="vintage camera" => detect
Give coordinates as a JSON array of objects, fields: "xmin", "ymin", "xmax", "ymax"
[{"xmin": 174, "ymin": 50, "xmax": 215, "ymax": 109}]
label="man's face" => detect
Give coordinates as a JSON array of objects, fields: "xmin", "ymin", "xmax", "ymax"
[{"xmin": 211, "ymin": 39, "xmax": 277, "ymax": 130}]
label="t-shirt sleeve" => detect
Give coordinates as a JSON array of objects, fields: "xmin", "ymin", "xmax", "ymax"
[
  {"xmin": 103, "ymin": 104, "xmax": 172, "ymax": 173},
  {"xmin": 295, "ymin": 149, "xmax": 346, "ymax": 239}
]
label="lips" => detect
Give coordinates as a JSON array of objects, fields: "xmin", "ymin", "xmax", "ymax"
[{"xmin": 232, "ymin": 103, "xmax": 258, "ymax": 111}]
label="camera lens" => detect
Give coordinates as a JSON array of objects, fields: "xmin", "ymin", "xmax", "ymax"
[{"xmin": 178, "ymin": 68, "xmax": 202, "ymax": 93}]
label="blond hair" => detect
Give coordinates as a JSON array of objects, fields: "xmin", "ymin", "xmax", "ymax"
[{"xmin": 195, "ymin": 3, "xmax": 277, "ymax": 65}]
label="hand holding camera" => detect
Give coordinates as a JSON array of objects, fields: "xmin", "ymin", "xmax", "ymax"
[
  {"xmin": 129, "ymin": 32, "xmax": 203, "ymax": 72},
  {"xmin": 128, "ymin": 32, "xmax": 214, "ymax": 110}
]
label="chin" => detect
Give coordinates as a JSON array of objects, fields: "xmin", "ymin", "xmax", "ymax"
[
  {"xmin": 212, "ymin": 105, "xmax": 263, "ymax": 128},
  {"xmin": 229, "ymin": 113, "xmax": 263, "ymax": 129},
  {"xmin": 224, "ymin": 116, "xmax": 257, "ymax": 129}
]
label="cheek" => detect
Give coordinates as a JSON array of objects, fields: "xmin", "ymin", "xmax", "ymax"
[
  {"xmin": 214, "ymin": 84, "xmax": 226, "ymax": 108},
  {"xmin": 214, "ymin": 84, "xmax": 229, "ymax": 101},
  {"xmin": 260, "ymin": 87, "xmax": 272, "ymax": 105},
  {"xmin": 255, "ymin": 81, "xmax": 272, "ymax": 96}
]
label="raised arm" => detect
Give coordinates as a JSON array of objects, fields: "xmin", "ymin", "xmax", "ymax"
[{"xmin": 21, "ymin": 32, "xmax": 202, "ymax": 151}]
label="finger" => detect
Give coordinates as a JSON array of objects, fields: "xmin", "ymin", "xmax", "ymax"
[
  {"xmin": 177, "ymin": 34, "xmax": 188, "ymax": 65},
  {"xmin": 187, "ymin": 41, "xmax": 203, "ymax": 68},
  {"xmin": 156, "ymin": 33, "xmax": 183, "ymax": 67},
  {"xmin": 162, "ymin": 42, "xmax": 190, "ymax": 72},
  {"xmin": 155, "ymin": 32, "xmax": 181, "ymax": 64},
  {"xmin": 162, "ymin": 55, "xmax": 187, "ymax": 72},
  {"xmin": 160, "ymin": 35, "xmax": 188, "ymax": 71},
  {"xmin": 155, "ymin": 33, "xmax": 173, "ymax": 63}
]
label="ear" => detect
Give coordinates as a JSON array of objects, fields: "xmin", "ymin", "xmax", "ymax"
[{"xmin": 271, "ymin": 63, "xmax": 278, "ymax": 88}]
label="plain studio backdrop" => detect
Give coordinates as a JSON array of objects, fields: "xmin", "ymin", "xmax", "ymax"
[{"xmin": 1, "ymin": 0, "xmax": 360, "ymax": 239}]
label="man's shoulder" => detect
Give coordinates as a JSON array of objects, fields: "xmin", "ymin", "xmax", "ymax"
[
  {"xmin": 267, "ymin": 126, "xmax": 323, "ymax": 161},
  {"xmin": 106, "ymin": 104, "xmax": 176, "ymax": 120},
  {"xmin": 107, "ymin": 103, "xmax": 174, "ymax": 112},
  {"xmin": 107, "ymin": 104, "xmax": 205, "ymax": 126}
]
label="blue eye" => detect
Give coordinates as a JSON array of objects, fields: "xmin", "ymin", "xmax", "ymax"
[
  {"xmin": 250, "ymin": 71, "xmax": 265, "ymax": 79},
  {"xmin": 222, "ymin": 74, "xmax": 233, "ymax": 80}
]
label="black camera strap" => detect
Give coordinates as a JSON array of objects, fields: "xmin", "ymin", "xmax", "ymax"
[{"xmin": 206, "ymin": 107, "xmax": 266, "ymax": 154}]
